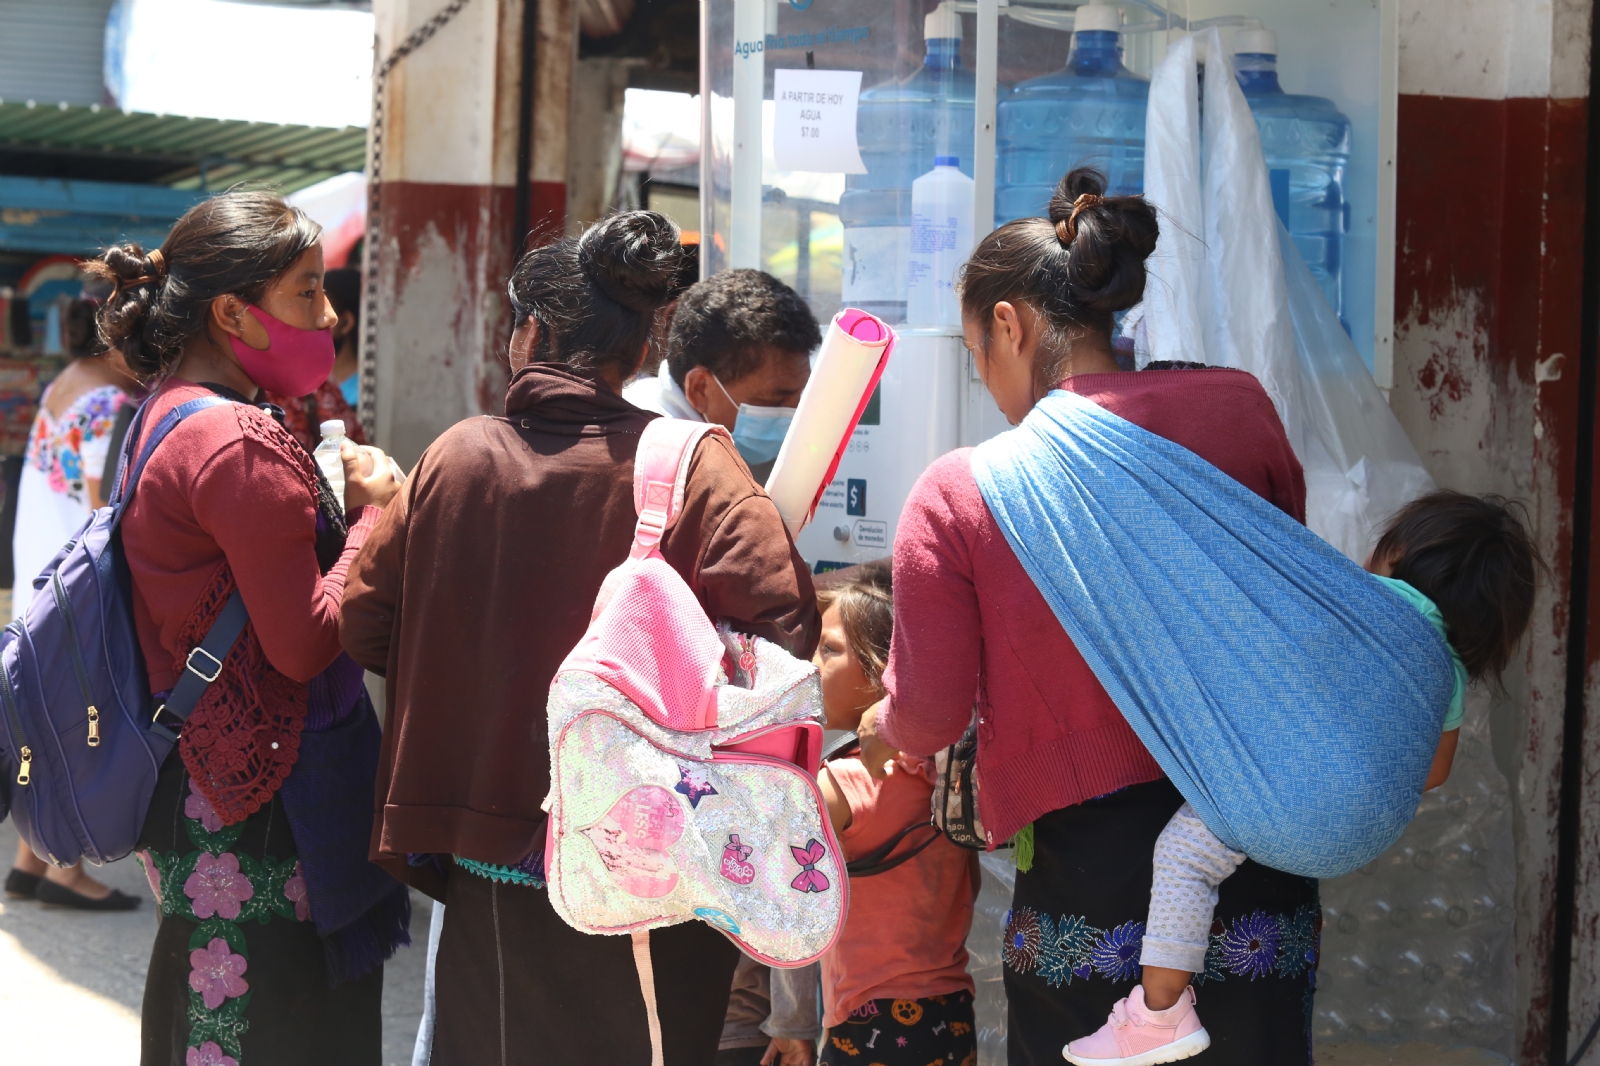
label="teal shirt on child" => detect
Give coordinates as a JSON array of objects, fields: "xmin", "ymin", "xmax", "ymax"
[{"xmin": 1372, "ymin": 574, "xmax": 1468, "ymax": 732}]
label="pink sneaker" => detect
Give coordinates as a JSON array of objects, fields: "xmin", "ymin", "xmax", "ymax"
[{"xmin": 1061, "ymin": 986, "xmax": 1211, "ymax": 1065}]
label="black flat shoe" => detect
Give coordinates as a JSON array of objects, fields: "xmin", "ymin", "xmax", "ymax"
[
  {"xmin": 4, "ymin": 868, "xmax": 41, "ymax": 898},
  {"xmin": 33, "ymin": 879, "xmax": 141, "ymax": 911}
]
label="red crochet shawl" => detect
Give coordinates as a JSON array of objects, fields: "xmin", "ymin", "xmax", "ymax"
[{"xmin": 121, "ymin": 380, "xmax": 379, "ymax": 824}]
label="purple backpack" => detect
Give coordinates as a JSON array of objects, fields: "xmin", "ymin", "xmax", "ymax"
[{"xmin": 0, "ymin": 396, "xmax": 250, "ymax": 867}]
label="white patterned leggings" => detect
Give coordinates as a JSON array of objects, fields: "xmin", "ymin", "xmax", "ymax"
[{"xmin": 1140, "ymin": 803, "xmax": 1248, "ymax": 972}]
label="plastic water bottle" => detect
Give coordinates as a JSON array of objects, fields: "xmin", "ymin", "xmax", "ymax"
[
  {"xmin": 313, "ymin": 419, "xmax": 347, "ymax": 512},
  {"xmin": 1234, "ymin": 28, "xmax": 1352, "ymax": 320},
  {"xmin": 907, "ymin": 157, "xmax": 975, "ymax": 329},
  {"xmin": 839, "ymin": 0, "xmax": 975, "ymax": 324},
  {"xmin": 995, "ymin": 3, "xmax": 1148, "ymax": 225}
]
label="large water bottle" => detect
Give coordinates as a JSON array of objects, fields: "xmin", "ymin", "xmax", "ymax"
[
  {"xmin": 313, "ymin": 419, "xmax": 347, "ymax": 512},
  {"xmin": 907, "ymin": 157, "xmax": 976, "ymax": 328},
  {"xmin": 995, "ymin": 3, "xmax": 1148, "ymax": 225},
  {"xmin": 1234, "ymin": 28, "xmax": 1352, "ymax": 320},
  {"xmin": 839, "ymin": 0, "xmax": 974, "ymax": 324}
]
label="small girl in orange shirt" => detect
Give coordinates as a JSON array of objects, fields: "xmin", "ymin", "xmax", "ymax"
[{"xmin": 814, "ymin": 563, "xmax": 979, "ymax": 1066}]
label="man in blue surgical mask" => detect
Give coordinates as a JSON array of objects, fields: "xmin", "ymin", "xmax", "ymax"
[{"xmin": 624, "ymin": 269, "xmax": 820, "ymax": 482}]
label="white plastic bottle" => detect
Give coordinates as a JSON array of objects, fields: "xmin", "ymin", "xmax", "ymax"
[
  {"xmin": 906, "ymin": 156, "xmax": 975, "ymax": 328},
  {"xmin": 313, "ymin": 419, "xmax": 347, "ymax": 511}
]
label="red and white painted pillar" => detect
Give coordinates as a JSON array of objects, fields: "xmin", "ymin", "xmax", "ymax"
[
  {"xmin": 1388, "ymin": 1, "xmax": 1592, "ymax": 1060},
  {"xmin": 367, "ymin": 0, "xmax": 573, "ymax": 466}
]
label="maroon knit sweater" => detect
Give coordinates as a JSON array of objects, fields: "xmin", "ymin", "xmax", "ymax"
[
  {"xmin": 877, "ymin": 369, "xmax": 1306, "ymax": 848},
  {"xmin": 122, "ymin": 379, "xmax": 380, "ymax": 824}
]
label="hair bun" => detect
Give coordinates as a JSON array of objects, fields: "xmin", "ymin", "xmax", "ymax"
[
  {"xmin": 1044, "ymin": 167, "xmax": 1158, "ymax": 314},
  {"xmin": 1047, "ymin": 168, "xmax": 1108, "ymax": 229},
  {"xmin": 577, "ymin": 211, "xmax": 684, "ymax": 315},
  {"xmin": 84, "ymin": 241, "xmax": 167, "ymax": 366}
]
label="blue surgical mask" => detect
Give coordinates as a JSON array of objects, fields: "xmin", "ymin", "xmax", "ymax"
[
  {"xmin": 713, "ymin": 374, "xmax": 795, "ymax": 467},
  {"xmin": 339, "ymin": 374, "xmax": 360, "ymax": 406}
]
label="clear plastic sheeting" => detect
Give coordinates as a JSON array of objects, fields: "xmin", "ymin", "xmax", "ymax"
[
  {"xmin": 1134, "ymin": 28, "xmax": 1431, "ymax": 561},
  {"xmin": 968, "ymin": 851, "xmax": 1016, "ymax": 1066},
  {"xmin": 1279, "ymin": 223, "xmax": 1434, "ymax": 562},
  {"xmin": 1136, "ymin": 29, "xmax": 1302, "ymax": 452},
  {"xmin": 1315, "ymin": 695, "xmax": 1515, "ymax": 1058}
]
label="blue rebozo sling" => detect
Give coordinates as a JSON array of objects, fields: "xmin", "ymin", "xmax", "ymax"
[
  {"xmin": 0, "ymin": 397, "xmax": 250, "ymax": 867},
  {"xmin": 970, "ymin": 389, "xmax": 1456, "ymax": 879}
]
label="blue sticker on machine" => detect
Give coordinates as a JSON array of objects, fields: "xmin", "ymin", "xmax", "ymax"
[{"xmin": 846, "ymin": 478, "xmax": 867, "ymax": 516}]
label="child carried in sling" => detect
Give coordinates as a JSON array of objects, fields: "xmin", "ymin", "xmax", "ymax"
[{"xmin": 969, "ymin": 388, "xmax": 1538, "ymax": 1066}]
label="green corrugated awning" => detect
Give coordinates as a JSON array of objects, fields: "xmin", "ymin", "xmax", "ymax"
[{"xmin": 0, "ymin": 100, "xmax": 366, "ymax": 194}]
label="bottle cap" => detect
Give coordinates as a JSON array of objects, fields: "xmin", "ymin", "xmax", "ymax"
[
  {"xmin": 924, "ymin": 0, "xmax": 962, "ymax": 41},
  {"xmin": 1233, "ymin": 27, "xmax": 1277, "ymax": 55},
  {"xmin": 1073, "ymin": 3, "xmax": 1121, "ymax": 34},
  {"xmin": 935, "ymin": 155, "xmax": 960, "ymax": 167},
  {"xmin": 320, "ymin": 420, "xmax": 346, "ymax": 439}
]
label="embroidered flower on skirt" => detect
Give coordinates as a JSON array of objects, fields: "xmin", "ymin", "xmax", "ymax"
[
  {"xmin": 186, "ymin": 853, "xmax": 255, "ymax": 920},
  {"xmin": 1091, "ymin": 921, "xmax": 1146, "ymax": 983},
  {"xmin": 284, "ymin": 862, "xmax": 311, "ymax": 922},
  {"xmin": 1035, "ymin": 912, "xmax": 1097, "ymax": 988},
  {"xmin": 189, "ymin": 938, "xmax": 250, "ymax": 1009},
  {"xmin": 185, "ymin": 779, "xmax": 225, "ymax": 833},
  {"xmin": 140, "ymin": 776, "xmax": 311, "ymax": 1063},
  {"xmin": 186, "ymin": 1041, "xmax": 239, "ymax": 1066},
  {"xmin": 1221, "ymin": 910, "xmax": 1283, "ymax": 979},
  {"xmin": 1276, "ymin": 906, "xmax": 1321, "ymax": 979},
  {"xmin": 1004, "ymin": 905, "xmax": 1322, "ymax": 990},
  {"xmin": 1002, "ymin": 907, "xmax": 1043, "ymax": 972}
]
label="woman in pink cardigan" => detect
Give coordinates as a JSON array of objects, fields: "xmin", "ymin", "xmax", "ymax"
[{"xmin": 859, "ymin": 170, "xmax": 1320, "ymax": 1064}]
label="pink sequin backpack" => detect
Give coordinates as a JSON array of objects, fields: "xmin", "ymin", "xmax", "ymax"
[{"xmin": 544, "ymin": 418, "xmax": 845, "ymax": 1050}]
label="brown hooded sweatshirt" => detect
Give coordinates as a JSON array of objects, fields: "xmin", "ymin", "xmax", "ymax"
[{"xmin": 342, "ymin": 362, "xmax": 819, "ymax": 899}]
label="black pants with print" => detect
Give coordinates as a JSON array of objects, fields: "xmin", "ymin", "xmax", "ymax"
[{"xmin": 820, "ymin": 990, "xmax": 977, "ymax": 1066}]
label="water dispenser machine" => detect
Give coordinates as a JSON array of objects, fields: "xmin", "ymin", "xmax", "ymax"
[{"xmin": 696, "ymin": 3, "xmax": 1514, "ymax": 1059}]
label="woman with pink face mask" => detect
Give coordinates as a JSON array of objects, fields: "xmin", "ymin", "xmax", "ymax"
[{"xmin": 88, "ymin": 190, "xmax": 407, "ymax": 1066}]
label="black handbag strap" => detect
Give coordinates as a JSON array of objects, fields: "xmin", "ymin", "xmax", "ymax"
[
  {"xmin": 821, "ymin": 730, "xmax": 944, "ymax": 877},
  {"xmin": 845, "ymin": 820, "xmax": 942, "ymax": 878},
  {"xmin": 820, "ymin": 730, "xmax": 861, "ymax": 763}
]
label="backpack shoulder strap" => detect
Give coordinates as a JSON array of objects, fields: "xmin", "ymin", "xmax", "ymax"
[
  {"xmin": 110, "ymin": 396, "xmax": 232, "ymax": 518},
  {"xmin": 149, "ymin": 589, "xmax": 249, "ymax": 741},
  {"xmin": 629, "ymin": 418, "xmax": 730, "ymax": 559},
  {"xmin": 105, "ymin": 395, "xmax": 244, "ymax": 741}
]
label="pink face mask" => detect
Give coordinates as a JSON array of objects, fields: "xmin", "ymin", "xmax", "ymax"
[{"xmin": 229, "ymin": 305, "xmax": 336, "ymax": 398}]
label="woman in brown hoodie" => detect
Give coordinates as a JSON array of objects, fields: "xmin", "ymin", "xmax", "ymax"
[{"xmin": 341, "ymin": 211, "xmax": 819, "ymax": 1066}]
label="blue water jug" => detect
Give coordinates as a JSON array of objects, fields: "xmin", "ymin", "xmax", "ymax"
[
  {"xmin": 995, "ymin": 3, "xmax": 1147, "ymax": 225},
  {"xmin": 1234, "ymin": 28, "xmax": 1352, "ymax": 320},
  {"xmin": 839, "ymin": 0, "xmax": 975, "ymax": 324}
]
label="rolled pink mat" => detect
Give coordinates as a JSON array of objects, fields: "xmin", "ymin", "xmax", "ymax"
[
  {"xmin": 764, "ymin": 308, "xmax": 895, "ymax": 536},
  {"xmin": 838, "ymin": 309, "xmax": 885, "ymax": 342}
]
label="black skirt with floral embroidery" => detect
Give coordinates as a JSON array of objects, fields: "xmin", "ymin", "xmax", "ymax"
[
  {"xmin": 1001, "ymin": 778, "xmax": 1320, "ymax": 1066},
  {"xmin": 135, "ymin": 751, "xmax": 383, "ymax": 1066}
]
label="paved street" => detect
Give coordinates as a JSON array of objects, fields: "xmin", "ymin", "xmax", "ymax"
[
  {"xmin": 0, "ymin": 802, "xmax": 1524, "ymax": 1066},
  {"xmin": 0, "ymin": 817, "xmax": 430, "ymax": 1065}
]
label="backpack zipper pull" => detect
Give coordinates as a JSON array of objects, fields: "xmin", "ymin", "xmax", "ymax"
[
  {"xmin": 17, "ymin": 745, "xmax": 30, "ymax": 785},
  {"xmin": 86, "ymin": 707, "xmax": 100, "ymax": 747}
]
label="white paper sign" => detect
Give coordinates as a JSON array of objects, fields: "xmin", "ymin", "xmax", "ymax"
[{"xmin": 772, "ymin": 69, "xmax": 867, "ymax": 175}]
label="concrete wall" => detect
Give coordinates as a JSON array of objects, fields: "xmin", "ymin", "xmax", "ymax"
[
  {"xmin": 567, "ymin": 57, "xmax": 637, "ymax": 229},
  {"xmin": 1390, "ymin": 0, "xmax": 1592, "ymax": 1060},
  {"xmin": 368, "ymin": 0, "xmax": 573, "ymax": 468}
]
